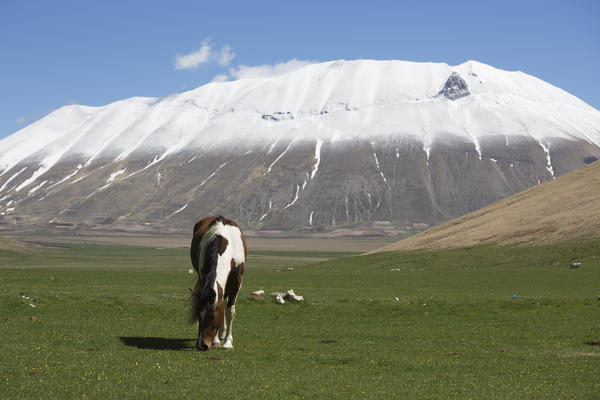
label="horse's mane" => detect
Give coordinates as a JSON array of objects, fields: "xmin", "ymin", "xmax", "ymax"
[{"xmin": 188, "ymin": 217, "xmax": 224, "ymax": 324}]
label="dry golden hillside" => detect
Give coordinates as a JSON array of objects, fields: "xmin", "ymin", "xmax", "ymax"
[
  {"xmin": 0, "ymin": 235, "xmax": 27, "ymax": 252},
  {"xmin": 371, "ymin": 161, "xmax": 600, "ymax": 253}
]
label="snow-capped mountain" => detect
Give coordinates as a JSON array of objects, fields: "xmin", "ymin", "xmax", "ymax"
[{"xmin": 1, "ymin": 59, "xmax": 599, "ymax": 232}]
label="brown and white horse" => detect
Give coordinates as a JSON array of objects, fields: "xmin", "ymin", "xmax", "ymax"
[{"xmin": 188, "ymin": 215, "xmax": 247, "ymax": 351}]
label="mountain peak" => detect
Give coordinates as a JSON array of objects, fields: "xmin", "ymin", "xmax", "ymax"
[{"xmin": 437, "ymin": 72, "xmax": 470, "ymax": 100}]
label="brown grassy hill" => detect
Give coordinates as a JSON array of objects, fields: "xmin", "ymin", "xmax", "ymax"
[
  {"xmin": 0, "ymin": 235, "xmax": 27, "ymax": 252},
  {"xmin": 371, "ymin": 161, "xmax": 600, "ymax": 253}
]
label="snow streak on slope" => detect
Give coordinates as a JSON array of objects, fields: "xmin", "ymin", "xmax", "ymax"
[
  {"xmin": 0, "ymin": 167, "xmax": 27, "ymax": 192},
  {"xmin": 265, "ymin": 144, "xmax": 292, "ymax": 175},
  {"xmin": 107, "ymin": 169, "xmax": 126, "ymax": 183},
  {"xmin": 310, "ymin": 140, "xmax": 322, "ymax": 180},
  {"xmin": 373, "ymin": 152, "xmax": 390, "ymax": 189},
  {"xmin": 48, "ymin": 164, "xmax": 83, "ymax": 189},
  {"xmin": 539, "ymin": 141, "xmax": 556, "ymax": 178},
  {"xmin": 284, "ymin": 184, "xmax": 300, "ymax": 209},
  {"xmin": 198, "ymin": 162, "xmax": 228, "ymax": 188},
  {"xmin": 166, "ymin": 204, "xmax": 188, "ymax": 219},
  {"xmin": 259, "ymin": 200, "xmax": 272, "ymax": 222},
  {"xmin": 28, "ymin": 180, "xmax": 47, "ymax": 194}
]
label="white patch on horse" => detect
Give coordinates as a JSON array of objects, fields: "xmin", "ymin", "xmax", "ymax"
[{"xmin": 197, "ymin": 221, "xmax": 245, "ymax": 307}]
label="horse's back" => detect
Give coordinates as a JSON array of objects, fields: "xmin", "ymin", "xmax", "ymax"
[{"xmin": 190, "ymin": 216, "xmax": 247, "ymax": 274}]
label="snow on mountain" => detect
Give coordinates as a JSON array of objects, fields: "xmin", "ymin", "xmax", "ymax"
[
  {"xmin": 2, "ymin": 59, "xmax": 598, "ymax": 173},
  {"xmin": 0, "ymin": 59, "xmax": 599, "ymax": 232}
]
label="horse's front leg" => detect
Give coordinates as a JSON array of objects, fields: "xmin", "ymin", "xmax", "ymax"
[
  {"xmin": 223, "ymin": 263, "xmax": 244, "ymax": 350},
  {"xmin": 196, "ymin": 322, "xmax": 203, "ymax": 350},
  {"xmin": 215, "ymin": 312, "xmax": 226, "ymax": 346},
  {"xmin": 222, "ymin": 305, "xmax": 236, "ymax": 349}
]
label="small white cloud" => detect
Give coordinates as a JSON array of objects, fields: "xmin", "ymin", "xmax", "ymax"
[
  {"xmin": 211, "ymin": 74, "xmax": 229, "ymax": 83},
  {"xmin": 217, "ymin": 45, "xmax": 235, "ymax": 67},
  {"xmin": 16, "ymin": 117, "xmax": 28, "ymax": 126},
  {"xmin": 175, "ymin": 40, "xmax": 212, "ymax": 70},
  {"xmin": 175, "ymin": 39, "xmax": 236, "ymax": 70},
  {"xmin": 229, "ymin": 59, "xmax": 314, "ymax": 80},
  {"xmin": 207, "ymin": 59, "xmax": 314, "ymax": 83}
]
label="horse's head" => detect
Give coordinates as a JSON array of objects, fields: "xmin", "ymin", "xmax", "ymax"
[{"xmin": 195, "ymin": 285, "xmax": 224, "ymax": 351}]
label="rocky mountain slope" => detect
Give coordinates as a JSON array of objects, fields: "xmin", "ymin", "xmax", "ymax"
[
  {"xmin": 1, "ymin": 59, "xmax": 599, "ymax": 232},
  {"xmin": 370, "ymin": 160, "xmax": 600, "ymax": 252}
]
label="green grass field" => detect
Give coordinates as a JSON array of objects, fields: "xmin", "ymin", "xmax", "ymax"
[{"xmin": 1, "ymin": 239, "xmax": 599, "ymax": 399}]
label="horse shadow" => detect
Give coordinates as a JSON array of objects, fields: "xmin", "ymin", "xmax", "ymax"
[{"xmin": 119, "ymin": 336, "xmax": 195, "ymax": 351}]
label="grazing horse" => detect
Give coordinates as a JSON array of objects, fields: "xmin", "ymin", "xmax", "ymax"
[{"xmin": 188, "ymin": 215, "xmax": 247, "ymax": 351}]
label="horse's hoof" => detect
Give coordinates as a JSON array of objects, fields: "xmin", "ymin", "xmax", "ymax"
[{"xmin": 222, "ymin": 341, "xmax": 233, "ymax": 350}]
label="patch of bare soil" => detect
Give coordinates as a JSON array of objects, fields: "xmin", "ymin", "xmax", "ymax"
[{"xmin": 371, "ymin": 161, "xmax": 600, "ymax": 253}]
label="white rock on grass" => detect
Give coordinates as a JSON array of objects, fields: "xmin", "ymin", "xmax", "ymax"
[
  {"xmin": 271, "ymin": 292, "xmax": 285, "ymax": 304},
  {"xmin": 285, "ymin": 289, "xmax": 304, "ymax": 301},
  {"xmin": 270, "ymin": 289, "xmax": 305, "ymax": 304}
]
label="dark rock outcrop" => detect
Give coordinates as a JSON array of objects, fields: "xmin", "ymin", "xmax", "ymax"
[{"xmin": 438, "ymin": 72, "xmax": 470, "ymax": 100}]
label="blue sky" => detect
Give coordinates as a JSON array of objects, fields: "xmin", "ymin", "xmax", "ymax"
[{"xmin": 1, "ymin": 0, "xmax": 598, "ymax": 140}]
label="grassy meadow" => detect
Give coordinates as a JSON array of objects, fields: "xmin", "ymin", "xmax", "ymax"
[{"xmin": 1, "ymin": 238, "xmax": 599, "ymax": 399}]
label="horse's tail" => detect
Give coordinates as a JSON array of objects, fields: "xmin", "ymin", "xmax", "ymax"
[{"xmin": 187, "ymin": 233, "xmax": 223, "ymax": 325}]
